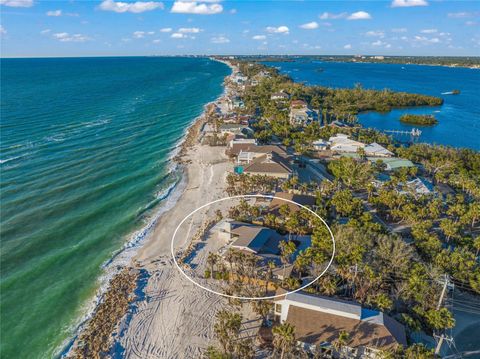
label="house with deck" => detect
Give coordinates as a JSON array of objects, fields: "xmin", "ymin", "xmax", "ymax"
[
  {"xmin": 289, "ymin": 100, "xmax": 317, "ymax": 126},
  {"xmin": 274, "ymin": 291, "xmax": 407, "ymax": 358}
]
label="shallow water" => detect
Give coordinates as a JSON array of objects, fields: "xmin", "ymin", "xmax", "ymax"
[
  {"xmin": 0, "ymin": 56, "xmax": 229, "ymax": 358},
  {"xmin": 265, "ymin": 60, "xmax": 480, "ymax": 150}
]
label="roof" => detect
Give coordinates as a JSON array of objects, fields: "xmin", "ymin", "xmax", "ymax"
[
  {"xmin": 231, "ymin": 223, "xmax": 282, "ymax": 254},
  {"xmin": 291, "ymin": 99, "xmax": 307, "ymax": 108},
  {"xmin": 369, "ymin": 157, "xmax": 415, "ymax": 170},
  {"xmin": 269, "ymin": 192, "xmax": 316, "ymax": 214},
  {"xmin": 227, "ymin": 144, "xmax": 289, "ymax": 157},
  {"xmin": 243, "ymin": 152, "xmax": 292, "ymax": 175},
  {"xmin": 364, "ymin": 142, "xmax": 394, "ymax": 157},
  {"xmin": 285, "ymin": 305, "xmax": 406, "ymax": 350}
]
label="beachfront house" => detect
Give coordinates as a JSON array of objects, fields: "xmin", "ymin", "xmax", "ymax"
[
  {"xmin": 273, "ymin": 291, "xmax": 407, "ymax": 358},
  {"xmin": 216, "ymin": 220, "xmax": 283, "ymax": 255},
  {"xmin": 219, "ymin": 124, "xmax": 253, "ymax": 138},
  {"xmin": 239, "ymin": 152, "xmax": 293, "ymax": 179}
]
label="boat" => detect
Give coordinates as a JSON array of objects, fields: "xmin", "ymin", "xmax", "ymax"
[{"xmin": 441, "ymin": 89, "xmax": 460, "ymax": 95}]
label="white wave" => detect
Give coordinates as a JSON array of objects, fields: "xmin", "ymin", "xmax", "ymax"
[{"xmin": 0, "ymin": 155, "xmax": 23, "ymax": 164}]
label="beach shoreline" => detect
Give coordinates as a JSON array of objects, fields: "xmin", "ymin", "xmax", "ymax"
[{"xmin": 61, "ymin": 58, "xmax": 235, "ymax": 358}]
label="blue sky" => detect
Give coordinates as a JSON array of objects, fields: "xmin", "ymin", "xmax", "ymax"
[{"xmin": 1, "ymin": 0, "xmax": 479, "ymax": 57}]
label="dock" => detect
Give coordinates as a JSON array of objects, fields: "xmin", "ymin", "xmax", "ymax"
[{"xmin": 384, "ymin": 128, "xmax": 422, "ymax": 137}]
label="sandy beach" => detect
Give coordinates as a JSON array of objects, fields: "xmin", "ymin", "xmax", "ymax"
[{"xmin": 113, "ymin": 61, "xmax": 261, "ymax": 358}]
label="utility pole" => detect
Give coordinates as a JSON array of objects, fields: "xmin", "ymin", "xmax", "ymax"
[{"xmin": 434, "ymin": 274, "xmax": 451, "ymax": 356}]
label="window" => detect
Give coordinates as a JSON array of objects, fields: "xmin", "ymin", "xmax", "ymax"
[{"xmin": 275, "ymin": 304, "xmax": 282, "ymax": 313}]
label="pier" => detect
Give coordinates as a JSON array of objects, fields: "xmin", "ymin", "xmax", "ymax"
[{"xmin": 384, "ymin": 128, "xmax": 422, "ymax": 137}]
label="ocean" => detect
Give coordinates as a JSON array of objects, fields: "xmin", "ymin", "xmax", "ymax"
[
  {"xmin": 0, "ymin": 57, "xmax": 229, "ymax": 359},
  {"xmin": 264, "ymin": 60, "xmax": 480, "ymax": 150}
]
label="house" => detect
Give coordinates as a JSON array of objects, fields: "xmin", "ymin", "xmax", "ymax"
[
  {"xmin": 219, "ymin": 124, "xmax": 253, "ymax": 137},
  {"xmin": 227, "ymin": 144, "xmax": 289, "ymax": 159},
  {"xmin": 312, "ymin": 139, "xmax": 329, "ymax": 151},
  {"xmin": 330, "ymin": 135, "xmax": 392, "ymax": 157},
  {"xmin": 368, "ymin": 157, "xmax": 416, "ymax": 171},
  {"xmin": 274, "ymin": 291, "xmax": 407, "ymax": 357},
  {"xmin": 401, "ymin": 177, "xmax": 434, "ymax": 196},
  {"xmin": 364, "ymin": 142, "xmax": 393, "ymax": 157},
  {"xmin": 289, "ymin": 100, "xmax": 317, "ymax": 126},
  {"xmin": 268, "ymin": 192, "xmax": 316, "ymax": 215},
  {"xmin": 240, "ymin": 152, "xmax": 293, "ymax": 179},
  {"xmin": 217, "ymin": 220, "xmax": 283, "ymax": 255},
  {"xmin": 228, "ymin": 138, "xmax": 257, "ymax": 148},
  {"xmin": 271, "ymin": 91, "xmax": 290, "ymax": 101},
  {"xmin": 329, "ymin": 134, "xmax": 365, "ymax": 153},
  {"xmin": 232, "ymin": 96, "xmax": 245, "ymax": 109},
  {"xmin": 329, "ymin": 120, "xmax": 352, "ymax": 128}
]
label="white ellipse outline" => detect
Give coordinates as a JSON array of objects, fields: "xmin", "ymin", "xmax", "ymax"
[{"xmin": 171, "ymin": 194, "xmax": 335, "ymax": 300}]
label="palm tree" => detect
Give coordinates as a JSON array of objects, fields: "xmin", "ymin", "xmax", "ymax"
[
  {"xmin": 333, "ymin": 330, "xmax": 350, "ymax": 358},
  {"xmin": 207, "ymin": 252, "xmax": 219, "ymax": 278},
  {"xmin": 279, "ymin": 240, "xmax": 296, "ymax": 279},
  {"xmin": 272, "ymin": 322, "xmax": 296, "ymax": 359}
]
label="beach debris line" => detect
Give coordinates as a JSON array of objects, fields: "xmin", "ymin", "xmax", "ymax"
[{"xmin": 68, "ymin": 269, "xmax": 139, "ymax": 359}]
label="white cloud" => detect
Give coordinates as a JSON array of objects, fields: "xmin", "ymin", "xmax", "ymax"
[
  {"xmin": 347, "ymin": 11, "xmax": 372, "ymax": 20},
  {"xmin": 299, "ymin": 21, "xmax": 319, "ymax": 30},
  {"xmin": 420, "ymin": 28, "xmax": 437, "ymax": 33},
  {"xmin": 40, "ymin": 29, "xmax": 51, "ymax": 34},
  {"xmin": 391, "ymin": 0, "xmax": 428, "ymax": 7},
  {"xmin": 171, "ymin": 32, "xmax": 186, "ymax": 38},
  {"xmin": 319, "ymin": 12, "xmax": 347, "ymax": 20},
  {"xmin": 371, "ymin": 40, "xmax": 391, "ymax": 48},
  {"xmin": 178, "ymin": 27, "xmax": 202, "ymax": 33},
  {"xmin": 252, "ymin": 35, "xmax": 266, "ymax": 40},
  {"xmin": 160, "ymin": 27, "xmax": 172, "ymax": 33},
  {"xmin": 448, "ymin": 12, "xmax": 475, "ymax": 18},
  {"xmin": 266, "ymin": 26, "xmax": 289, "ymax": 34},
  {"xmin": 0, "ymin": 0, "xmax": 33, "ymax": 7},
  {"xmin": 413, "ymin": 35, "xmax": 441, "ymax": 43},
  {"xmin": 99, "ymin": 0, "xmax": 163, "ymax": 13},
  {"xmin": 0, "ymin": 25, "xmax": 6, "ymax": 35},
  {"xmin": 133, "ymin": 31, "xmax": 155, "ymax": 38},
  {"xmin": 465, "ymin": 21, "xmax": 477, "ymax": 26},
  {"xmin": 152, "ymin": 39, "xmax": 161, "ymax": 43},
  {"xmin": 171, "ymin": 1, "xmax": 222, "ymax": 15},
  {"xmin": 211, "ymin": 36, "xmax": 229, "ymax": 43},
  {"xmin": 52, "ymin": 32, "xmax": 90, "ymax": 42},
  {"xmin": 344, "ymin": 44, "xmax": 352, "ymax": 49},
  {"xmin": 365, "ymin": 30, "xmax": 385, "ymax": 37},
  {"xmin": 46, "ymin": 10, "xmax": 62, "ymax": 16},
  {"xmin": 230, "ymin": 8, "xmax": 236, "ymax": 14},
  {"xmin": 391, "ymin": 27, "xmax": 407, "ymax": 33}
]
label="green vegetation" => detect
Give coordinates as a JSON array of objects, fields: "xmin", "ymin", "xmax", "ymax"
[
  {"xmin": 235, "ymin": 55, "xmax": 480, "ymax": 69},
  {"xmin": 400, "ymin": 114, "xmax": 438, "ymax": 125},
  {"xmin": 211, "ymin": 58, "xmax": 480, "ymax": 356}
]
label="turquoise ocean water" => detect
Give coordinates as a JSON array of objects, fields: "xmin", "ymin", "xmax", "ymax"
[
  {"xmin": 0, "ymin": 57, "xmax": 229, "ymax": 358},
  {"xmin": 265, "ymin": 60, "xmax": 480, "ymax": 150}
]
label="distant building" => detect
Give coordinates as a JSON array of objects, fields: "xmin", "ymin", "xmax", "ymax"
[
  {"xmin": 329, "ymin": 135, "xmax": 393, "ymax": 157},
  {"xmin": 312, "ymin": 139, "xmax": 329, "ymax": 151},
  {"xmin": 289, "ymin": 100, "xmax": 317, "ymax": 126},
  {"xmin": 364, "ymin": 142, "xmax": 394, "ymax": 157},
  {"xmin": 368, "ymin": 157, "xmax": 416, "ymax": 171},
  {"xmin": 271, "ymin": 91, "xmax": 290, "ymax": 101},
  {"xmin": 274, "ymin": 291, "xmax": 407, "ymax": 357}
]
